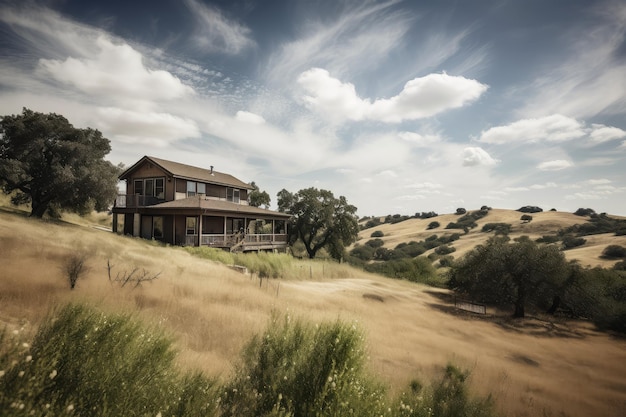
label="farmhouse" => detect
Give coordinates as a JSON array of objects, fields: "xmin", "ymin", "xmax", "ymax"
[{"xmin": 111, "ymin": 156, "xmax": 290, "ymax": 252}]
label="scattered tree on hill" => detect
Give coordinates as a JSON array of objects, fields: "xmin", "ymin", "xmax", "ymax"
[
  {"xmin": 370, "ymin": 230, "xmax": 384, "ymax": 238},
  {"xmin": 247, "ymin": 181, "xmax": 271, "ymax": 208},
  {"xmin": 574, "ymin": 208, "xmax": 596, "ymax": 217},
  {"xmin": 520, "ymin": 214, "xmax": 533, "ymax": 223},
  {"xmin": 428, "ymin": 221, "xmax": 440, "ymax": 229},
  {"xmin": 455, "ymin": 207, "xmax": 467, "ymax": 215},
  {"xmin": 277, "ymin": 187, "xmax": 359, "ymax": 260},
  {"xmin": 601, "ymin": 245, "xmax": 626, "ymax": 259},
  {"xmin": 448, "ymin": 236, "xmax": 569, "ymax": 318},
  {"xmin": 0, "ymin": 108, "xmax": 120, "ymax": 218},
  {"xmin": 517, "ymin": 205, "xmax": 543, "ymax": 213}
]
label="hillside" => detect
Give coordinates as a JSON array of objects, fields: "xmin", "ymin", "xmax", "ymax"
[
  {"xmin": 1, "ymin": 207, "xmax": 626, "ymax": 417},
  {"xmin": 355, "ymin": 209, "xmax": 626, "ymax": 269}
]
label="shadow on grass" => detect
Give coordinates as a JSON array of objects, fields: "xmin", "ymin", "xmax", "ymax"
[{"xmin": 424, "ymin": 290, "xmax": 594, "ymax": 339}]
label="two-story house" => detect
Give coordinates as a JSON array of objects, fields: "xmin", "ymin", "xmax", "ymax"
[{"xmin": 112, "ymin": 156, "xmax": 290, "ymax": 252}]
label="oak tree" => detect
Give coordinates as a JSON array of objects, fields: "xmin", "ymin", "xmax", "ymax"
[{"xmin": 0, "ymin": 108, "xmax": 119, "ymax": 218}]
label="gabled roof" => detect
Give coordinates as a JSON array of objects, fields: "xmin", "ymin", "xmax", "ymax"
[
  {"xmin": 119, "ymin": 156, "xmax": 253, "ymax": 190},
  {"xmin": 150, "ymin": 196, "xmax": 291, "ymax": 218}
]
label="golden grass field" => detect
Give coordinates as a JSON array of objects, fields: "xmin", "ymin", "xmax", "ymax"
[{"xmin": 1, "ymin": 204, "xmax": 625, "ymax": 417}]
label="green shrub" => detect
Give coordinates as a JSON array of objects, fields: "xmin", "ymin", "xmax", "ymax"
[
  {"xmin": 221, "ymin": 314, "xmax": 387, "ymax": 417},
  {"xmin": 350, "ymin": 244, "xmax": 376, "ymax": 261},
  {"xmin": 435, "ymin": 245, "xmax": 456, "ymax": 255},
  {"xmin": 455, "ymin": 208, "xmax": 466, "ymax": 215},
  {"xmin": 371, "ymin": 230, "xmax": 384, "ymax": 238},
  {"xmin": 366, "ymin": 238, "xmax": 385, "ymax": 248},
  {"xmin": 536, "ymin": 235, "xmax": 560, "ymax": 244},
  {"xmin": 562, "ymin": 235, "xmax": 586, "ymax": 249},
  {"xmin": 427, "ymin": 221, "xmax": 440, "ymax": 229},
  {"xmin": 0, "ymin": 304, "xmax": 219, "ymax": 417},
  {"xmin": 602, "ymin": 245, "xmax": 626, "ymax": 259},
  {"xmin": 481, "ymin": 223, "xmax": 511, "ymax": 235}
]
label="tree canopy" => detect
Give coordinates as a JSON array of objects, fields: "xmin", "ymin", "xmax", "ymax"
[
  {"xmin": 277, "ymin": 187, "xmax": 359, "ymax": 260},
  {"xmin": 0, "ymin": 108, "xmax": 120, "ymax": 218},
  {"xmin": 247, "ymin": 181, "xmax": 271, "ymax": 208},
  {"xmin": 448, "ymin": 236, "xmax": 569, "ymax": 317}
]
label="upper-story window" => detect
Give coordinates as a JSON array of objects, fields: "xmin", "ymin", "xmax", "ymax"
[
  {"xmin": 227, "ymin": 188, "xmax": 240, "ymax": 203},
  {"xmin": 187, "ymin": 181, "xmax": 206, "ymax": 197},
  {"xmin": 134, "ymin": 178, "xmax": 164, "ymax": 199}
]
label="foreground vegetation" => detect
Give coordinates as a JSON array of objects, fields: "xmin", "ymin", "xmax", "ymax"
[{"xmin": 1, "ymin": 304, "xmax": 497, "ymax": 417}]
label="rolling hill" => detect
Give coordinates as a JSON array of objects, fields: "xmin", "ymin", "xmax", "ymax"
[{"xmin": 354, "ymin": 208, "xmax": 626, "ymax": 269}]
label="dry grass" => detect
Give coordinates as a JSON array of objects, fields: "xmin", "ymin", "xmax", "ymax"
[{"xmin": 1, "ymin": 205, "xmax": 626, "ymax": 417}]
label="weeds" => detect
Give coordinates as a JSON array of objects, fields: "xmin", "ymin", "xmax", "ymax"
[{"xmin": 61, "ymin": 252, "xmax": 89, "ymax": 289}]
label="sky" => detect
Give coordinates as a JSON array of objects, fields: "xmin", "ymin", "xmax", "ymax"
[{"xmin": 1, "ymin": 0, "xmax": 625, "ymax": 216}]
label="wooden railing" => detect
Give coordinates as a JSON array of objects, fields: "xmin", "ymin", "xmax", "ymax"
[
  {"xmin": 185, "ymin": 233, "xmax": 287, "ymax": 248},
  {"xmin": 115, "ymin": 194, "xmax": 163, "ymax": 208}
]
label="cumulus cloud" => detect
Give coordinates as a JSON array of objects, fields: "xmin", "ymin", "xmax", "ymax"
[
  {"xmin": 298, "ymin": 68, "xmax": 487, "ymax": 123},
  {"xmin": 397, "ymin": 131, "xmax": 442, "ymax": 147},
  {"xmin": 39, "ymin": 37, "xmax": 193, "ymax": 102},
  {"xmin": 96, "ymin": 107, "xmax": 200, "ymax": 144},
  {"xmin": 462, "ymin": 147, "xmax": 498, "ymax": 167},
  {"xmin": 537, "ymin": 159, "xmax": 573, "ymax": 171},
  {"xmin": 589, "ymin": 124, "xmax": 626, "ymax": 143},
  {"xmin": 235, "ymin": 111, "xmax": 265, "ymax": 124},
  {"xmin": 184, "ymin": 0, "xmax": 255, "ymax": 55}
]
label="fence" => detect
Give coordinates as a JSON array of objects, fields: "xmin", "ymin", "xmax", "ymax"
[{"xmin": 454, "ymin": 297, "xmax": 487, "ymax": 314}]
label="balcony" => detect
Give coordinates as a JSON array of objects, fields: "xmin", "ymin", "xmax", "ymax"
[{"xmin": 115, "ymin": 194, "xmax": 163, "ymax": 208}]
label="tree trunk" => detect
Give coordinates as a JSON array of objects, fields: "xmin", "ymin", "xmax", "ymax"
[
  {"xmin": 547, "ymin": 295, "xmax": 561, "ymax": 315},
  {"xmin": 30, "ymin": 201, "xmax": 49, "ymax": 218}
]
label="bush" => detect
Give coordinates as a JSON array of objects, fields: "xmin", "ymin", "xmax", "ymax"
[
  {"xmin": 350, "ymin": 244, "xmax": 376, "ymax": 261},
  {"xmin": 370, "ymin": 230, "xmax": 384, "ymax": 238},
  {"xmin": 221, "ymin": 314, "xmax": 387, "ymax": 417},
  {"xmin": 417, "ymin": 211, "xmax": 438, "ymax": 219},
  {"xmin": 482, "ymin": 223, "xmax": 511, "ymax": 235},
  {"xmin": 427, "ymin": 221, "xmax": 440, "ymax": 229},
  {"xmin": 0, "ymin": 304, "xmax": 219, "ymax": 417},
  {"xmin": 562, "ymin": 235, "xmax": 586, "ymax": 249},
  {"xmin": 614, "ymin": 260, "xmax": 626, "ymax": 271},
  {"xmin": 520, "ymin": 214, "xmax": 533, "ymax": 223},
  {"xmin": 365, "ymin": 238, "xmax": 385, "ymax": 248},
  {"xmin": 602, "ymin": 245, "xmax": 626, "ymax": 259},
  {"xmin": 536, "ymin": 235, "xmax": 560, "ymax": 244},
  {"xmin": 455, "ymin": 208, "xmax": 467, "ymax": 215},
  {"xmin": 435, "ymin": 245, "xmax": 456, "ymax": 255},
  {"xmin": 574, "ymin": 208, "xmax": 596, "ymax": 216},
  {"xmin": 62, "ymin": 253, "xmax": 89, "ymax": 289}
]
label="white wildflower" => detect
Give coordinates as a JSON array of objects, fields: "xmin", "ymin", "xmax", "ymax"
[
  {"xmin": 18, "ymin": 371, "xmax": 24, "ymax": 377},
  {"xmin": 25, "ymin": 355, "xmax": 32, "ymax": 362},
  {"xmin": 49, "ymin": 370, "xmax": 58, "ymax": 379},
  {"xmin": 67, "ymin": 404, "xmax": 74, "ymax": 412}
]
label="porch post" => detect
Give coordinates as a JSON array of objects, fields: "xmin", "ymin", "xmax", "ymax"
[
  {"xmin": 112, "ymin": 213, "xmax": 118, "ymax": 234},
  {"xmin": 198, "ymin": 213, "xmax": 203, "ymax": 247},
  {"xmin": 173, "ymin": 215, "xmax": 176, "ymax": 245}
]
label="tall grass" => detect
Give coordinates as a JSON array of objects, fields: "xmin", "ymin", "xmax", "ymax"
[{"xmin": 1, "ymin": 304, "xmax": 497, "ymax": 417}]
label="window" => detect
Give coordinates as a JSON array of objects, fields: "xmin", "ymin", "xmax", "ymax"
[
  {"xmin": 145, "ymin": 179, "xmax": 154, "ymax": 197},
  {"xmin": 186, "ymin": 217, "xmax": 197, "ymax": 235},
  {"xmin": 187, "ymin": 181, "xmax": 196, "ymax": 197},
  {"xmin": 227, "ymin": 188, "xmax": 240, "ymax": 203},
  {"xmin": 197, "ymin": 182, "xmax": 206, "ymax": 195},
  {"xmin": 134, "ymin": 180, "xmax": 143, "ymax": 195},
  {"xmin": 133, "ymin": 177, "xmax": 165, "ymax": 199},
  {"xmin": 155, "ymin": 178, "xmax": 164, "ymax": 199},
  {"xmin": 153, "ymin": 216, "xmax": 163, "ymax": 238}
]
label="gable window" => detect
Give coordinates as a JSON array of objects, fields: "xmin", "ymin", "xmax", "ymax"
[
  {"xmin": 134, "ymin": 180, "xmax": 143, "ymax": 195},
  {"xmin": 133, "ymin": 177, "xmax": 165, "ymax": 199},
  {"xmin": 227, "ymin": 188, "xmax": 240, "ymax": 203}
]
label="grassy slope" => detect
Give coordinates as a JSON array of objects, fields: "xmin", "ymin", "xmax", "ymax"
[
  {"xmin": 356, "ymin": 209, "xmax": 626, "ymax": 268},
  {"xmin": 1, "ymin": 205, "xmax": 626, "ymax": 417}
]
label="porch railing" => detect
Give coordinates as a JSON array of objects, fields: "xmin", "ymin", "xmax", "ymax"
[{"xmin": 185, "ymin": 233, "xmax": 287, "ymax": 248}]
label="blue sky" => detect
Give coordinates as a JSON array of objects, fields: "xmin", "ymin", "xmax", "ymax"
[{"xmin": 1, "ymin": 0, "xmax": 625, "ymax": 216}]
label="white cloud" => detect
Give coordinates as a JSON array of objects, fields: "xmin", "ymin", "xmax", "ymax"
[
  {"xmin": 462, "ymin": 147, "xmax": 497, "ymax": 167},
  {"xmin": 96, "ymin": 108, "xmax": 200, "ymax": 144},
  {"xmin": 537, "ymin": 159, "xmax": 573, "ymax": 171},
  {"xmin": 586, "ymin": 178, "xmax": 612, "ymax": 185},
  {"xmin": 298, "ymin": 68, "xmax": 487, "ymax": 123},
  {"xmin": 478, "ymin": 114, "xmax": 586, "ymax": 144},
  {"xmin": 235, "ymin": 111, "xmax": 265, "ymax": 124},
  {"xmin": 39, "ymin": 37, "xmax": 193, "ymax": 102},
  {"xmin": 398, "ymin": 131, "xmax": 442, "ymax": 147},
  {"xmin": 184, "ymin": 0, "xmax": 255, "ymax": 55},
  {"xmin": 589, "ymin": 124, "xmax": 626, "ymax": 143},
  {"xmin": 529, "ymin": 182, "xmax": 558, "ymax": 190}
]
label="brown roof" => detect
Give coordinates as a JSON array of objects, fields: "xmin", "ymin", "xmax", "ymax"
[
  {"xmin": 120, "ymin": 156, "xmax": 253, "ymax": 190},
  {"xmin": 150, "ymin": 196, "xmax": 291, "ymax": 218}
]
